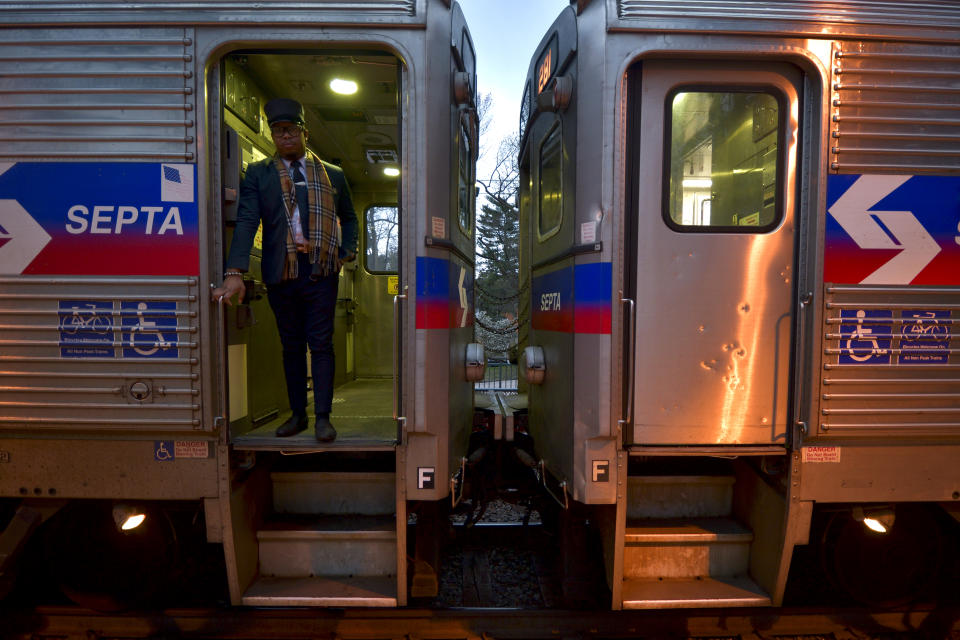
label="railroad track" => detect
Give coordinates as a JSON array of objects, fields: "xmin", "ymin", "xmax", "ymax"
[
  {"xmin": 3, "ymin": 518, "xmax": 958, "ymax": 639},
  {"xmin": 3, "ymin": 604, "xmax": 960, "ymax": 639}
]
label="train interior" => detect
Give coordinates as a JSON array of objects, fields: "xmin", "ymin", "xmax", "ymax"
[
  {"xmin": 216, "ymin": 49, "xmax": 406, "ymax": 606},
  {"xmin": 221, "ymin": 50, "xmax": 400, "ymax": 450}
]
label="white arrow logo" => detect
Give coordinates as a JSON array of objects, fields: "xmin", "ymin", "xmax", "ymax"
[
  {"xmin": 828, "ymin": 175, "xmax": 940, "ymax": 285},
  {"xmin": 0, "ymin": 162, "xmax": 52, "ymax": 274}
]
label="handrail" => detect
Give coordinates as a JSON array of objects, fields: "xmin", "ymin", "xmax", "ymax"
[
  {"xmin": 618, "ymin": 297, "xmax": 636, "ymax": 432},
  {"xmin": 449, "ymin": 457, "xmax": 467, "ymax": 508},
  {"xmin": 212, "ymin": 284, "xmax": 227, "ymax": 436},
  {"xmin": 393, "ymin": 289, "xmax": 407, "ymax": 422},
  {"xmin": 538, "ymin": 460, "xmax": 568, "ymax": 510}
]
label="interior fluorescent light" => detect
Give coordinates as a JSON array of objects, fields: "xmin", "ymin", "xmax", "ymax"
[
  {"xmin": 330, "ymin": 78, "xmax": 358, "ymax": 95},
  {"xmin": 682, "ymin": 178, "xmax": 712, "ymax": 188},
  {"xmin": 383, "ymin": 167, "xmax": 400, "ymax": 177}
]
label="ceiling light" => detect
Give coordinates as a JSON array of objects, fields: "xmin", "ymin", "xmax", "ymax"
[
  {"xmin": 383, "ymin": 167, "xmax": 400, "ymax": 177},
  {"xmin": 330, "ymin": 78, "xmax": 358, "ymax": 95}
]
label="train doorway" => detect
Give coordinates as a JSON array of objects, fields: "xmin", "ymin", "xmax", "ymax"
[
  {"xmin": 217, "ymin": 49, "xmax": 402, "ymax": 449},
  {"xmin": 627, "ymin": 61, "xmax": 801, "ymax": 447}
]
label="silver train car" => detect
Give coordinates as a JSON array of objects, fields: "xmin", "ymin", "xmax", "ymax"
[
  {"xmin": 514, "ymin": 0, "xmax": 960, "ymax": 610},
  {"xmin": 0, "ymin": 0, "xmax": 478, "ymax": 608}
]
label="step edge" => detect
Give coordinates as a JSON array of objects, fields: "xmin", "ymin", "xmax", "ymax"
[
  {"xmin": 624, "ymin": 532, "xmax": 754, "ymax": 543},
  {"xmin": 257, "ymin": 530, "xmax": 397, "ymax": 540},
  {"xmin": 241, "ymin": 596, "xmax": 398, "ymax": 607}
]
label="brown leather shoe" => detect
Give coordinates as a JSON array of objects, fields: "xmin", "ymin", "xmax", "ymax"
[
  {"xmin": 275, "ymin": 414, "xmax": 307, "ymax": 437},
  {"xmin": 314, "ymin": 416, "xmax": 337, "ymax": 442}
]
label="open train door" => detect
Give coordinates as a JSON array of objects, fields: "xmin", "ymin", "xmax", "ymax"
[{"xmin": 628, "ymin": 61, "xmax": 801, "ymax": 450}]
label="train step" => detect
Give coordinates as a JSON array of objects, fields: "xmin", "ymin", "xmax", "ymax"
[
  {"xmin": 272, "ymin": 471, "xmax": 395, "ymax": 515},
  {"xmin": 623, "ymin": 517, "xmax": 752, "ymax": 579},
  {"xmin": 621, "ymin": 575, "xmax": 771, "ymax": 609},
  {"xmin": 256, "ymin": 514, "xmax": 397, "ymax": 578},
  {"xmin": 242, "ymin": 575, "xmax": 397, "ymax": 607},
  {"xmin": 627, "ymin": 475, "xmax": 734, "ymax": 519}
]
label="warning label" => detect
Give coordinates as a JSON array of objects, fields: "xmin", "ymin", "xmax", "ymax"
[
  {"xmin": 175, "ymin": 441, "xmax": 209, "ymax": 458},
  {"xmin": 801, "ymin": 446, "xmax": 841, "ymax": 463},
  {"xmin": 154, "ymin": 440, "xmax": 209, "ymax": 461}
]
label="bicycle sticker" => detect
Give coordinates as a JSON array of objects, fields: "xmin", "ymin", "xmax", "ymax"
[
  {"xmin": 839, "ymin": 309, "xmax": 892, "ymax": 365},
  {"xmin": 899, "ymin": 309, "xmax": 950, "ymax": 364},
  {"xmin": 121, "ymin": 301, "xmax": 177, "ymax": 359},
  {"xmin": 58, "ymin": 300, "xmax": 114, "ymax": 358}
]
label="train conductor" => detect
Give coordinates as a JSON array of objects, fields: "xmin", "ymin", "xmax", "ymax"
[{"xmin": 212, "ymin": 97, "xmax": 358, "ymax": 442}]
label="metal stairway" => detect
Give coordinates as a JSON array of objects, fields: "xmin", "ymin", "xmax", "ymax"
[
  {"xmin": 621, "ymin": 474, "xmax": 771, "ymax": 609},
  {"xmin": 242, "ymin": 471, "xmax": 400, "ymax": 607}
]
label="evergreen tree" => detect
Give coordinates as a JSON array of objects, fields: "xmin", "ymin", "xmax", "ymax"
[{"xmin": 475, "ymin": 132, "xmax": 520, "ymax": 360}]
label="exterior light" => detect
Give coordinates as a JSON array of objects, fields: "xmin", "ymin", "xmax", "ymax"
[
  {"xmin": 383, "ymin": 167, "xmax": 400, "ymax": 177},
  {"xmin": 465, "ymin": 343, "xmax": 485, "ymax": 382},
  {"xmin": 853, "ymin": 505, "xmax": 895, "ymax": 534},
  {"xmin": 330, "ymin": 78, "xmax": 358, "ymax": 95},
  {"xmin": 112, "ymin": 504, "xmax": 146, "ymax": 531},
  {"xmin": 524, "ymin": 346, "xmax": 546, "ymax": 385}
]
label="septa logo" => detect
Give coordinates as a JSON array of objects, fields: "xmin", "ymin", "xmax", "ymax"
[
  {"xmin": 0, "ymin": 223, "xmax": 10, "ymax": 251},
  {"xmin": 160, "ymin": 163, "xmax": 195, "ymax": 203}
]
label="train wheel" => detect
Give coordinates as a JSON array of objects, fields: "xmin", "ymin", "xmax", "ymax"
[
  {"xmin": 820, "ymin": 504, "xmax": 943, "ymax": 608},
  {"xmin": 42, "ymin": 501, "xmax": 178, "ymax": 611}
]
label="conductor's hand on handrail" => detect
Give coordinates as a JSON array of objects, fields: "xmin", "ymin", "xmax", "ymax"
[{"xmin": 211, "ymin": 273, "xmax": 246, "ymax": 305}]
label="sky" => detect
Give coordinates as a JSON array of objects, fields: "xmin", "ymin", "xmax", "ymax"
[{"xmin": 458, "ymin": 0, "xmax": 570, "ymax": 178}]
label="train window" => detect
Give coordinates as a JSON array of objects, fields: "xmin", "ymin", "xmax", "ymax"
[
  {"xmin": 365, "ymin": 205, "xmax": 398, "ymax": 273},
  {"xmin": 664, "ymin": 89, "xmax": 782, "ymax": 232},
  {"xmin": 457, "ymin": 121, "xmax": 473, "ymax": 236},
  {"xmin": 538, "ymin": 123, "xmax": 562, "ymax": 240}
]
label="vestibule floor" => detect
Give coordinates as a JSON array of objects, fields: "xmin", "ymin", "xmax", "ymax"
[{"xmin": 232, "ymin": 377, "xmax": 396, "ymax": 451}]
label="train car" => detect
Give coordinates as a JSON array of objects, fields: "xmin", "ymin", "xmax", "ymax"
[
  {"xmin": 0, "ymin": 0, "xmax": 479, "ymax": 609},
  {"xmin": 515, "ymin": 0, "xmax": 960, "ymax": 610}
]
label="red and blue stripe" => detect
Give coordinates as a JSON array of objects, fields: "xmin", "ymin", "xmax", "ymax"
[{"xmin": 531, "ymin": 262, "xmax": 611, "ymax": 334}]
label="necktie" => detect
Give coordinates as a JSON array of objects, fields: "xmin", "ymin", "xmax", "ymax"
[{"xmin": 291, "ymin": 160, "xmax": 309, "ymax": 238}]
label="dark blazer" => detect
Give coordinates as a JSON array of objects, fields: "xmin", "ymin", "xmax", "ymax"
[{"xmin": 226, "ymin": 157, "xmax": 359, "ymax": 285}]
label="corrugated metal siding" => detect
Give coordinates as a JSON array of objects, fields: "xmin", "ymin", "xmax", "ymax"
[
  {"xmin": 0, "ymin": 0, "xmax": 418, "ymax": 23},
  {"xmin": 0, "ymin": 27, "xmax": 196, "ymax": 162},
  {"xmin": 0, "ymin": 276, "xmax": 202, "ymax": 432},
  {"xmin": 831, "ymin": 41, "xmax": 960, "ymax": 174},
  {"xmin": 819, "ymin": 285, "xmax": 960, "ymax": 437},
  {"xmin": 615, "ymin": 0, "xmax": 960, "ymax": 38}
]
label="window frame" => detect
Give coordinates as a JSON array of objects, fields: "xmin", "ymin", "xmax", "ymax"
[
  {"xmin": 536, "ymin": 120, "xmax": 563, "ymax": 243},
  {"xmin": 661, "ymin": 84, "xmax": 787, "ymax": 235},
  {"xmin": 362, "ymin": 202, "xmax": 400, "ymax": 275},
  {"xmin": 456, "ymin": 116, "xmax": 474, "ymax": 239}
]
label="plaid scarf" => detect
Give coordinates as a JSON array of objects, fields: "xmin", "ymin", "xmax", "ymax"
[{"xmin": 274, "ymin": 152, "xmax": 341, "ymax": 280}]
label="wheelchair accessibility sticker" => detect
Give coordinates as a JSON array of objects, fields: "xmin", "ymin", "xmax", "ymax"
[
  {"xmin": 154, "ymin": 440, "xmax": 209, "ymax": 461},
  {"xmin": 839, "ymin": 309, "xmax": 892, "ymax": 365},
  {"xmin": 58, "ymin": 300, "xmax": 114, "ymax": 357},
  {"xmin": 121, "ymin": 301, "xmax": 177, "ymax": 358},
  {"xmin": 900, "ymin": 309, "xmax": 950, "ymax": 364}
]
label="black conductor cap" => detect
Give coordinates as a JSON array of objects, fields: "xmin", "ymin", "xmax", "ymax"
[{"xmin": 264, "ymin": 98, "xmax": 305, "ymax": 126}]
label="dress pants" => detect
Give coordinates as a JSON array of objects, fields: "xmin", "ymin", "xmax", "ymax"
[{"xmin": 266, "ymin": 253, "xmax": 339, "ymax": 418}]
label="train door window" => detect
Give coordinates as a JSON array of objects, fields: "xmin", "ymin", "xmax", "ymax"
[
  {"xmin": 457, "ymin": 121, "xmax": 473, "ymax": 236},
  {"xmin": 538, "ymin": 122, "xmax": 562, "ymax": 240},
  {"xmin": 365, "ymin": 205, "xmax": 398, "ymax": 272},
  {"xmin": 664, "ymin": 90, "xmax": 782, "ymax": 232}
]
